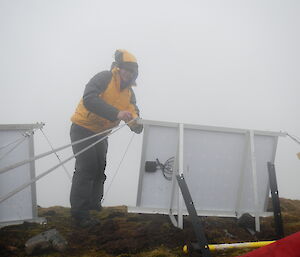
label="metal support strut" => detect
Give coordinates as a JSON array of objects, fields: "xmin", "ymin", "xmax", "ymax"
[
  {"xmin": 267, "ymin": 162, "xmax": 284, "ymax": 239},
  {"xmin": 176, "ymin": 174, "xmax": 212, "ymax": 257}
]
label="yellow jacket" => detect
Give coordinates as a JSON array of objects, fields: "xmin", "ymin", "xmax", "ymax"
[{"xmin": 71, "ymin": 67, "xmax": 140, "ymax": 133}]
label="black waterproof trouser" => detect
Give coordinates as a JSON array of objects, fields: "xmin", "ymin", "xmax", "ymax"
[{"xmin": 70, "ymin": 123, "xmax": 108, "ymax": 220}]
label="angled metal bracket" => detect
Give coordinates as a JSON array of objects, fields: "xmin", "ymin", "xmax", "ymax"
[
  {"xmin": 176, "ymin": 174, "xmax": 212, "ymax": 257},
  {"xmin": 267, "ymin": 162, "xmax": 284, "ymax": 239}
]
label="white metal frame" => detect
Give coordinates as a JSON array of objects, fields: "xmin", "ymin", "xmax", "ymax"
[
  {"xmin": 0, "ymin": 123, "xmax": 45, "ymax": 227},
  {"xmin": 249, "ymin": 130, "xmax": 260, "ymax": 231},
  {"xmin": 129, "ymin": 119, "xmax": 285, "ymax": 231},
  {"xmin": 168, "ymin": 123, "xmax": 185, "ymax": 228}
]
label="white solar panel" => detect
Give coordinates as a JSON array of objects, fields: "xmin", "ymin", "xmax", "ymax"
[
  {"xmin": 129, "ymin": 120, "xmax": 284, "ymax": 230},
  {"xmin": 0, "ymin": 124, "xmax": 44, "ymax": 227}
]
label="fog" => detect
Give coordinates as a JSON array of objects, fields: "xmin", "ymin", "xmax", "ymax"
[{"xmin": 0, "ymin": 0, "xmax": 299, "ymax": 208}]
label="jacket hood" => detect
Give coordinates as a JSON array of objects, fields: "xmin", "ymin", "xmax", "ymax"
[
  {"xmin": 112, "ymin": 49, "xmax": 138, "ymax": 87},
  {"xmin": 115, "ymin": 49, "xmax": 137, "ymax": 64}
]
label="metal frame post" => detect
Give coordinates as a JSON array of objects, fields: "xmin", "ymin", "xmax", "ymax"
[
  {"xmin": 28, "ymin": 132, "xmax": 38, "ymax": 218},
  {"xmin": 168, "ymin": 142, "xmax": 179, "ymax": 227},
  {"xmin": 177, "ymin": 123, "xmax": 184, "ymax": 229},
  {"xmin": 235, "ymin": 132, "xmax": 250, "ymax": 216},
  {"xmin": 249, "ymin": 130, "xmax": 260, "ymax": 232},
  {"xmin": 168, "ymin": 123, "xmax": 184, "ymax": 228}
]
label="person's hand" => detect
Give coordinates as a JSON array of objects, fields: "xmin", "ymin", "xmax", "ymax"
[
  {"xmin": 130, "ymin": 123, "xmax": 143, "ymax": 134},
  {"xmin": 117, "ymin": 111, "xmax": 132, "ymax": 122}
]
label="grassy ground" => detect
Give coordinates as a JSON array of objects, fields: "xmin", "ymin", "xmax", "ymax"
[{"xmin": 1, "ymin": 198, "xmax": 300, "ymax": 257}]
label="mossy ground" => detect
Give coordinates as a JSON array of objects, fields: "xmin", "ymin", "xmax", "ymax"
[{"xmin": 0, "ymin": 198, "xmax": 299, "ymax": 257}]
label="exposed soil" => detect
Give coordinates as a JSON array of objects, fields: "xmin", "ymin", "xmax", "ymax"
[{"xmin": 1, "ymin": 198, "xmax": 300, "ymax": 257}]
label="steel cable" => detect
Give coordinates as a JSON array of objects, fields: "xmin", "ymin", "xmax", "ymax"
[
  {"xmin": 102, "ymin": 133, "xmax": 135, "ymax": 203},
  {"xmin": 0, "ymin": 137, "xmax": 27, "ymax": 161},
  {"xmin": 0, "ymin": 119, "xmax": 137, "ymax": 204},
  {"xmin": 40, "ymin": 128, "xmax": 72, "ymax": 181},
  {"xmin": 0, "ymin": 119, "xmax": 137, "ymax": 175}
]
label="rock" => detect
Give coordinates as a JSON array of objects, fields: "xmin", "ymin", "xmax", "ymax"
[
  {"xmin": 25, "ymin": 229, "xmax": 68, "ymax": 255},
  {"xmin": 237, "ymin": 213, "xmax": 255, "ymax": 234},
  {"xmin": 25, "ymin": 234, "xmax": 51, "ymax": 255}
]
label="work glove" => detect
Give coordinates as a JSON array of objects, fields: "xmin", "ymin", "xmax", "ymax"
[{"xmin": 130, "ymin": 121, "xmax": 143, "ymax": 134}]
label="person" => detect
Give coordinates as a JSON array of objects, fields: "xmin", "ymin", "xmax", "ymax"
[{"xmin": 69, "ymin": 49, "xmax": 143, "ymax": 227}]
